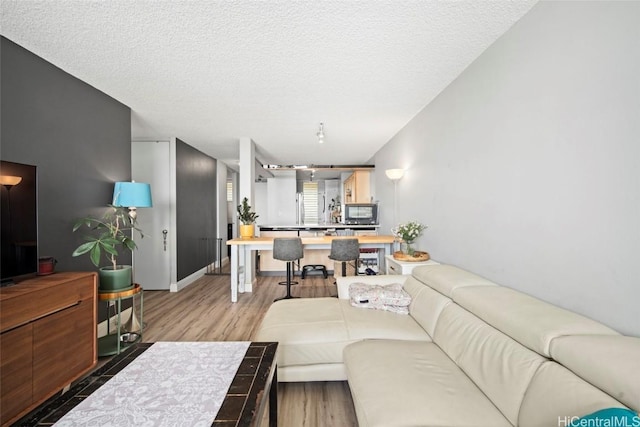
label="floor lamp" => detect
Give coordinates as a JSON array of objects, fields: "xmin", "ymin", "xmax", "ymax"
[
  {"xmin": 1, "ymin": 176, "xmax": 22, "ymax": 277},
  {"xmin": 112, "ymin": 181, "xmax": 153, "ymax": 333},
  {"xmin": 385, "ymin": 168, "xmax": 404, "ymax": 253}
]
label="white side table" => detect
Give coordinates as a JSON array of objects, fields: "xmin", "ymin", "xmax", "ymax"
[{"xmin": 385, "ymin": 254, "xmax": 439, "ymax": 275}]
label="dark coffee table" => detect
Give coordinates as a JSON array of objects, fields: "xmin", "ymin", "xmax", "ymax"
[{"xmin": 14, "ymin": 342, "xmax": 278, "ymax": 427}]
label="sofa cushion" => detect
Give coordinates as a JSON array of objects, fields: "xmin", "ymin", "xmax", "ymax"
[
  {"xmin": 518, "ymin": 362, "xmax": 627, "ymax": 427},
  {"xmin": 254, "ymin": 298, "xmax": 430, "ymax": 369},
  {"xmin": 405, "ymin": 276, "xmax": 452, "ymax": 337},
  {"xmin": 452, "ymin": 286, "xmax": 619, "ymax": 357},
  {"xmin": 339, "ymin": 300, "xmax": 430, "ymax": 342},
  {"xmin": 411, "ymin": 264, "xmax": 498, "ymax": 297},
  {"xmin": 254, "ymin": 298, "xmax": 351, "ymax": 366},
  {"xmin": 344, "ymin": 340, "xmax": 511, "ymax": 427},
  {"xmin": 549, "ymin": 335, "xmax": 640, "ymax": 412},
  {"xmin": 434, "ymin": 303, "xmax": 546, "ymax": 425}
]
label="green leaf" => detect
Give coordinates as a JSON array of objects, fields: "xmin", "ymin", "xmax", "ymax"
[
  {"xmin": 89, "ymin": 245, "xmax": 101, "ymax": 267},
  {"xmin": 102, "ymin": 244, "xmax": 119, "ymax": 257},
  {"xmin": 72, "ymin": 241, "xmax": 96, "ymax": 256}
]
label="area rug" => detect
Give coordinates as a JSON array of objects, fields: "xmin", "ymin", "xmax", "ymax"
[{"xmin": 55, "ymin": 341, "xmax": 251, "ymax": 426}]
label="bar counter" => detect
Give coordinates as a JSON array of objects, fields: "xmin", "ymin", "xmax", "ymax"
[
  {"xmin": 258, "ymin": 223, "xmax": 380, "ymax": 232},
  {"xmin": 226, "ymin": 235, "xmax": 395, "ymax": 302}
]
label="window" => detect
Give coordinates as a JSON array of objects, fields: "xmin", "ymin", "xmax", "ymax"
[
  {"xmin": 303, "ymin": 181, "xmax": 319, "ymax": 223},
  {"xmin": 226, "ymin": 179, "xmax": 233, "ymax": 202}
]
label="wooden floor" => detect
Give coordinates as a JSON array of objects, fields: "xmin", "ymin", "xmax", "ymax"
[{"xmin": 141, "ymin": 268, "xmax": 359, "ymax": 427}]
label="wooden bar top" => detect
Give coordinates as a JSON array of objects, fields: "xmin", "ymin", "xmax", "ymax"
[{"xmin": 227, "ymin": 235, "xmax": 396, "ymax": 246}]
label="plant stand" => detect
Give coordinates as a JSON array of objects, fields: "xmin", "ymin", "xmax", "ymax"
[{"xmin": 97, "ymin": 284, "xmax": 144, "ymax": 357}]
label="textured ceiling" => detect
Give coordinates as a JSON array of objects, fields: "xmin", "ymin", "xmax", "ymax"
[{"xmin": 1, "ymin": 0, "xmax": 537, "ymax": 170}]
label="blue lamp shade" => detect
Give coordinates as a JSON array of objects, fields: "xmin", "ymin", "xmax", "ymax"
[{"xmin": 112, "ymin": 182, "xmax": 153, "ymax": 208}]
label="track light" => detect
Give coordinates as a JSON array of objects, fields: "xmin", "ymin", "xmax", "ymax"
[{"xmin": 317, "ymin": 123, "xmax": 325, "ymax": 143}]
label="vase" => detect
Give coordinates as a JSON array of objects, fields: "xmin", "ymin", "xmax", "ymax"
[
  {"xmin": 403, "ymin": 241, "xmax": 416, "ymax": 257},
  {"xmin": 239, "ymin": 224, "xmax": 255, "ymax": 239},
  {"xmin": 99, "ymin": 265, "xmax": 133, "ymax": 292}
]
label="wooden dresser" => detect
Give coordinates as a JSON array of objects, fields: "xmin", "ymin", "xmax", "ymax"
[{"xmin": 0, "ymin": 272, "xmax": 97, "ymax": 426}]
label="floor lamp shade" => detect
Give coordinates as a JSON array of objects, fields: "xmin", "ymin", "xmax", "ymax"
[
  {"xmin": 112, "ymin": 182, "xmax": 153, "ymax": 208},
  {"xmin": 385, "ymin": 169, "xmax": 404, "ymax": 181}
]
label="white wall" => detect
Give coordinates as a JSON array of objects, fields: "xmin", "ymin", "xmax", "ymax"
[
  {"xmin": 267, "ymin": 170, "xmax": 297, "ymax": 225},
  {"xmin": 216, "ymin": 161, "xmax": 229, "ymax": 263},
  {"xmin": 254, "ymin": 181, "xmax": 268, "ymax": 227},
  {"xmin": 373, "ymin": 1, "xmax": 640, "ymax": 336}
]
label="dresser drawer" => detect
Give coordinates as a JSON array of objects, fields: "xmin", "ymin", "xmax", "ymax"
[{"xmin": 385, "ymin": 255, "xmax": 439, "ymax": 275}]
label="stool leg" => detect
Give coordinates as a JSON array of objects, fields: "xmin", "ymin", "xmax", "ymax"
[
  {"xmin": 275, "ymin": 261, "xmax": 298, "ymax": 301},
  {"xmin": 285, "ymin": 262, "xmax": 293, "ymax": 298}
]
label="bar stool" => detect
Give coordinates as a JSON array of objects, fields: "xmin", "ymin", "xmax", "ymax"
[
  {"xmin": 273, "ymin": 237, "xmax": 303, "ymax": 301},
  {"xmin": 328, "ymin": 238, "xmax": 360, "ymax": 279}
]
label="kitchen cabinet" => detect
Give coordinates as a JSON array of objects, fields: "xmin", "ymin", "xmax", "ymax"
[
  {"xmin": 0, "ymin": 272, "xmax": 97, "ymax": 426},
  {"xmin": 344, "ymin": 171, "xmax": 371, "ymax": 203}
]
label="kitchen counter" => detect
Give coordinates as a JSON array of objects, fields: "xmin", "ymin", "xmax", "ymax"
[
  {"xmin": 227, "ymin": 235, "xmax": 395, "ymax": 302},
  {"xmin": 258, "ymin": 224, "xmax": 379, "ymax": 231}
]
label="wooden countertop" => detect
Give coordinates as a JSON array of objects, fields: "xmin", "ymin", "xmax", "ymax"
[
  {"xmin": 258, "ymin": 224, "xmax": 379, "ymax": 230},
  {"xmin": 227, "ymin": 235, "xmax": 395, "ymax": 245}
]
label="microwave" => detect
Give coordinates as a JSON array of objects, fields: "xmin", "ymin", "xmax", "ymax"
[{"xmin": 343, "ymin": 203, "xmax": 378, "ymax": 225}]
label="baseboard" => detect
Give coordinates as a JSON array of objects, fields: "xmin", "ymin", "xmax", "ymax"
[{"xmin": 168, "ymin": 257, "xmax": 230, "ymax": 292}]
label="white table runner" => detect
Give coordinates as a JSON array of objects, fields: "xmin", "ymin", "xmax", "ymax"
[{"xmin": 55, "ymin": 341, "xmax": 251, "ymax": 427}]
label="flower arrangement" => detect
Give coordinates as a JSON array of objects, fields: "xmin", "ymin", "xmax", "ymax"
[
  {"xmin": 391, "ymin": 220, "xmax": 427, "ymax": 243},
  {"xmin": 391, "ymin": 220, "xmax": 427, "ymax": 256}
]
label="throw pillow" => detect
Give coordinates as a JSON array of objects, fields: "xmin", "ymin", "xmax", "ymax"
[{"xmin": 349, "ymin": 282, "xmax": 412, "ymax": 314}]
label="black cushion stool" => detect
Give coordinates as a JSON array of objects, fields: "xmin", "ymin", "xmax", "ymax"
[
  {"xmin": 327, "ymin": 238, "xmax": 360, "ymax": 297},
  {"xmin": 328, "ymin": 238, "xmax": 360, "ymax": 278},
  {"xmin": 301, "ymin": 264, "xmax": 328, "ymax": 279},
  {"xmin": 273, "ymin": 237, "xmax": 304, "ymax": 301}
]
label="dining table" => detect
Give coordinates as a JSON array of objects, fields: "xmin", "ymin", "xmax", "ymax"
[{"xmin": 226, "ymin": 235, "xmax": 396, "ymax": 302}]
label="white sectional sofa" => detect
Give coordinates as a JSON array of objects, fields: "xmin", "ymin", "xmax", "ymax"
[{"xmin": 254, "ymin": 264, "xmax": 640, "ymax": 426}]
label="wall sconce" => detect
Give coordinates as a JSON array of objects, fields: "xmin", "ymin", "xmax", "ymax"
[
  {"xmin": 317, "ymin": 123, "xmax": 325, "ymax": 144},
  {"xmin": 112, "ymin": 181, "xmax": 153, "ymax": 219},
  {"xmin": 385, "ymin": 168, "xmax": 404, "ymax": 181}
]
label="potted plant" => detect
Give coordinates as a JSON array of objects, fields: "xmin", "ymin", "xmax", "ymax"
[
  {"xmin": 391, "ymin": 220, "xmax": 428, "ymax": 259},
  {"xmin": 237, "ymin": 197, "xmax": 259, "ymax": 238},
  {"xmin": 72, "ymin": 205, "xmax": 144, "ymax": 291}
]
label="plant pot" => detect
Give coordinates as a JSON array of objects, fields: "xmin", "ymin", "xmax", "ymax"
[
  {"xmin": 98, "ymin": 265, "xmax": 133, "ymax": 292},
  {"xmin": 239, "ymin": 224, "xmax": 255, "ymax": 239},
  {"xmin": 38, "ymin": 256, "xmax": 57, "ymax": 275}
]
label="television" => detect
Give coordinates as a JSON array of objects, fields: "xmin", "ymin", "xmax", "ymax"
[{"xmin": 1, "ymin": 160, "xmax": 38, "ymax": 285}]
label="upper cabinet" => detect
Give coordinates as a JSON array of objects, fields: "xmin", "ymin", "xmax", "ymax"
[{"xmin": 344, "ymin": 171, "xmax": 371, "ymax": 203}]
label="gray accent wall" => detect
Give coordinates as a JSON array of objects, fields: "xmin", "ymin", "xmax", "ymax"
[
  {"xmin": 1, "ymin": 36, "xmax": 132, "ymax": 272},
  {"xmin": 175, "ymin": 138, "xmax": 217, "ymax": 281},
  {"xmin": 1, "ymin": 37, "xmax": 132, "ymax": 322},
  {"xmin": 373, "ymin": 2, "xmax": 640, "ymax": 336}
]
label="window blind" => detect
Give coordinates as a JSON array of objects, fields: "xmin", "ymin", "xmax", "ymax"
[
  {"xmin": 303, "ymin": 181, "xmax": 319, "ymax": 223},
  {"xmin": 226, "ymin": 180, "xmax": 233, "ymax": 202}
]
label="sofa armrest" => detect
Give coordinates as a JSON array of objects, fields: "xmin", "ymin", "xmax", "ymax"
[{"xmin": 336, "ymin": 275, "xmax": 411, "ymax": 299}]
